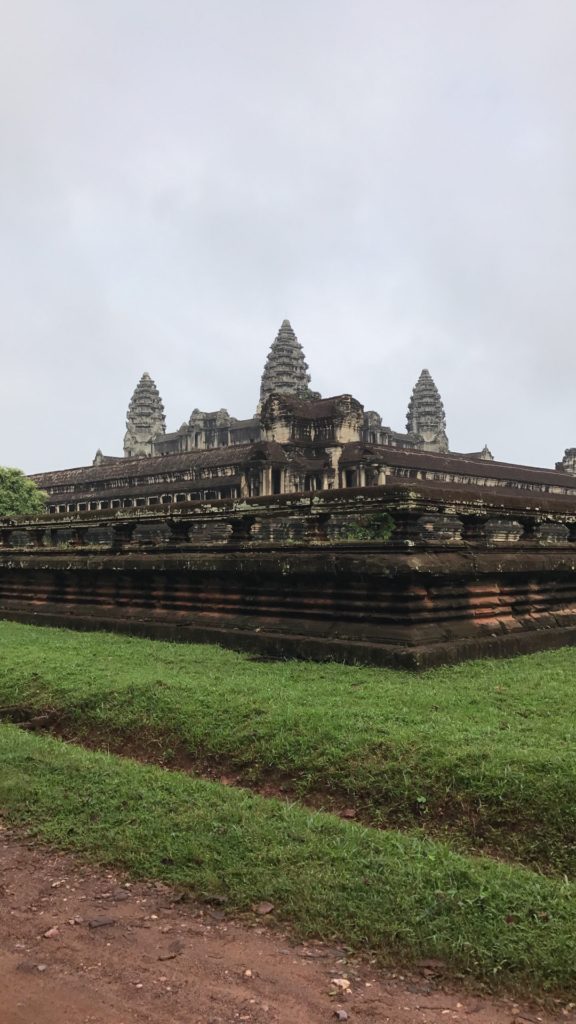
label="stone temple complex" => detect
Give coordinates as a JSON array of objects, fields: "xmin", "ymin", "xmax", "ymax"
[
  {"xmin": 32, "ymin": 319, "xmax": 576, "ymax": 511},
  {"xmin": 6, "ymin": 317, "xmax": 576, "ymax": 671}
]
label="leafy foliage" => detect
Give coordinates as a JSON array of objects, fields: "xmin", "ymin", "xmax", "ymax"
[
  {"xmin": 0, "ymin": 467, "xmax": 46, "ymax": 517},
  {"xmin": 339, "ymin": 511, "xmax": 395, "ymax": 541}
]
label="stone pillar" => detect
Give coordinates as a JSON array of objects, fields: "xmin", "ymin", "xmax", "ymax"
[
  {"xmin": 167, "ymin": 521, "xmax": 191, "ymax": 544},
  {"xmin": 110, "ymin": 522, "xmax": 137, "ymax": 552},
  {"xmin": 228, "ymin": 516, "xmax": 255, "ymax": 543},
  {"xmin": 69, "ymin": 527, "xmax": 90, "ymax": 547},
  {"xmin": 484, "ymin": 519, "xmax": 524, "ymax": 544},
  {"xmin": 536, "ymin": 522, "xmax": 570, "ymax": 545},
  {"xmin": 417, "ymin": 515, "xmax": 464, "ymax": 544},
  {"xmin": 461, "ymin": 515, "xmax": 488, "ymax": 543},
  {"xmin": 386, "ymin": 509, "xmax": 425, "ymax": 548},
  {"xmin": 307, "ymin": 514, "xmax": 331, "ymax": 542}
]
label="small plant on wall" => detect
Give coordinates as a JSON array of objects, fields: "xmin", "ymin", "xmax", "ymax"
[{"xmin": 339, "ymin": 511, "xmax": 395, "ymax": 542}]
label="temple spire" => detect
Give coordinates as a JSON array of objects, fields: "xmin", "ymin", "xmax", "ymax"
[
  {"xmin": 258, "ymin": 320, "xmax": 319, "ymax": 412},
  {"xmin": 406, "ymin": 369, "xmax": 449, "ymax": 453},
  {"xmin": 123, "ymin": 372, "xmax": 166, "ymax": 458},
  {"xmin": 558, "ymin": 448, "xmax": 576, "ymax": 475}
]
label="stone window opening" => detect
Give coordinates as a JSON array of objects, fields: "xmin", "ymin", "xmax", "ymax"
[
  {"xmin": 316, "ymin": 423, "xmax": 335, "ymax": 442},
  {"xmin": 294, "ymin": 424, "xmax": 313, "ymax": 441}
]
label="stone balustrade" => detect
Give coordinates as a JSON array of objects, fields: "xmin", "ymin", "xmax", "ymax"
[
  {"xmin": 2, "ymin": 481, "xmax": 576, "ymax": 669},
  {"xmin": 2, "ymin": 481, "xmax": 576, "ymax": 554}
]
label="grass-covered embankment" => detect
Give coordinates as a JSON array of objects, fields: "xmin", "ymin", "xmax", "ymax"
[
  {"xmin": 2, "ymin": 722, "xmax": 576, "ymax": 995},
  {"xmin": 0, "ymin": 621, "xmax": 575, "ymax": 873}
]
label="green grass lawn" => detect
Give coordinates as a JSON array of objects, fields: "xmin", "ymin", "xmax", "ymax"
[
  {"xmin": 2, "ymin": 722, "xmax": 576, "ymax": 995},
  {"xmin": 0, "ymin": 621, "xmax": 575, "ymax": 873}
]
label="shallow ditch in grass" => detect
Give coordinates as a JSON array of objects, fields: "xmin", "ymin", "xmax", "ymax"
[
  {"xmin": 0, "ymin": 703, "xmax": 559, "ymax": 877},
  {"xmin": 7, "ymin": 719, "xmax": 576, "ymax": 1000}
]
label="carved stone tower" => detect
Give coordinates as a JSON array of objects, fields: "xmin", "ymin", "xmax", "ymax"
[
  {"xmin": 558, "ymin": 448, "xmax": 576, "ymax": 475},
  {"xmin": 258, "ymin": 320, "xmax": 319, "ymax": 413},
  {"xmin": 406, "ymin": 369, "xmax": 449, "ymax": 453},
  {"xmin": 124, "ymin": 372, "xmax": 166, "ymax": 458}
]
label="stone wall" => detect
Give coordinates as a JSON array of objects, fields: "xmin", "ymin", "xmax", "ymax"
[{"xmin": 2, "ymin": 482, "xmax": 576, "ymax": 669}]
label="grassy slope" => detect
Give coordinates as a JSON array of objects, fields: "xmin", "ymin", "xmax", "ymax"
[
  {"xmin": 0, "ymin": 621, "xmax": 575, "ymax": 872},
  {"xmin": 2, "ymin": 722, "xmax": 576, "ymax": 995}
]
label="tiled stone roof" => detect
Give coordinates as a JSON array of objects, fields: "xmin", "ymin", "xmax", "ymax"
[{"xmin": 341, "ymin": 443, "xmax": 576, "ymax": 488}]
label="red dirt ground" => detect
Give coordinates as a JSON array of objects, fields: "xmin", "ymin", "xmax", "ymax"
[{"xmin": 0, "ymin": 827, "xmax": 570, "ymax": 1024}]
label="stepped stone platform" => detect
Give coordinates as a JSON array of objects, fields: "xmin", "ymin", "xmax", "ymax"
[{"xmin": 1, "ymin": 482, "xmax": 576, "ymax": 669}]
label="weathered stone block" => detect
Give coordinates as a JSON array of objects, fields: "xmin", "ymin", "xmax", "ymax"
[
  {"xmin": 536, "ymin": 522, "xmax": 570, "ymax": 545},
  {"xmin": 484, "ymin": 519, "xmax": 524, "ymax": 544},
  {"xmin": 3, "ymin": 482, "xmax": 576, "ymax": 669},
  {"xmin": 417, "ymin": 514, "xmax": 463, "ymax": 543}
]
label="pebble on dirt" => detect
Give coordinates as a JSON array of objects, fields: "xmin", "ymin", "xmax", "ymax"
[{"xmin": 253, "ymin": 901, "xmax": 275, "ymax": 916}]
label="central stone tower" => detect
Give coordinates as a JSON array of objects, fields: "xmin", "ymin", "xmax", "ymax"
[
  {"xmin": 406, "ymin": 369, "xmax": 449, "ymax": 453},
  {"xmin": 258, "ymin": 320, "xmax": 319, "ymax": 413},
  {"xmin": 123, "ymin": 372, "xmax": 166, "ymax": 458}
]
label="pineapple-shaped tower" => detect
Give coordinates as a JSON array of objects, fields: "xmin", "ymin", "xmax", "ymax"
[
  {"xmin": 406, "ymin": 369, "xmax": 449, "ymax": 453},
  {"xmin": 123, "ymin": 372, "xmax": 166, "ymax": 458},
  {"xmin": 258, "ymin": 320, "xmax": 319, "ymax": 413}
]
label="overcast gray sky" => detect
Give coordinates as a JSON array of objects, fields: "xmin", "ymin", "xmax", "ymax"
[{"xmin": 1, "ymin": 1, "xmax": 575, "ymax": 474}]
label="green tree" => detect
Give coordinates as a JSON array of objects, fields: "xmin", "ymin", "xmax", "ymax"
[{"xmin": 0, "ymin": 467, "xmax": 47, "ymax": 517}]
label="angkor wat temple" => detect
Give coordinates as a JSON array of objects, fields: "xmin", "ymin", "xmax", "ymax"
[{"xmin": 32, "ymin": 320, "xmax": 576, "ymax": 512}]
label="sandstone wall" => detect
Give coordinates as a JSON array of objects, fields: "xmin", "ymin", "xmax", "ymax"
[{"xmin": 2, "ymin": 483, "xmax": 576, "ymax": 669}]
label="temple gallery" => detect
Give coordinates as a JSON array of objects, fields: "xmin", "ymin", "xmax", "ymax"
[{"xmin": 31, "ymin": 320, "xmax": 576, "ymax": 511}]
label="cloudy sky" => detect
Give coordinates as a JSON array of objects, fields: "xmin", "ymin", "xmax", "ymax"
[{"xmin": 1, "ymin": 1, "xmax": 575, "ymax": 474}]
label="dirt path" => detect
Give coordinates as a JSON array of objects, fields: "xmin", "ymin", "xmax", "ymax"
[{"xmin": 0, "ymin": 828, "xmax": 567, "ymax": 1024}]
